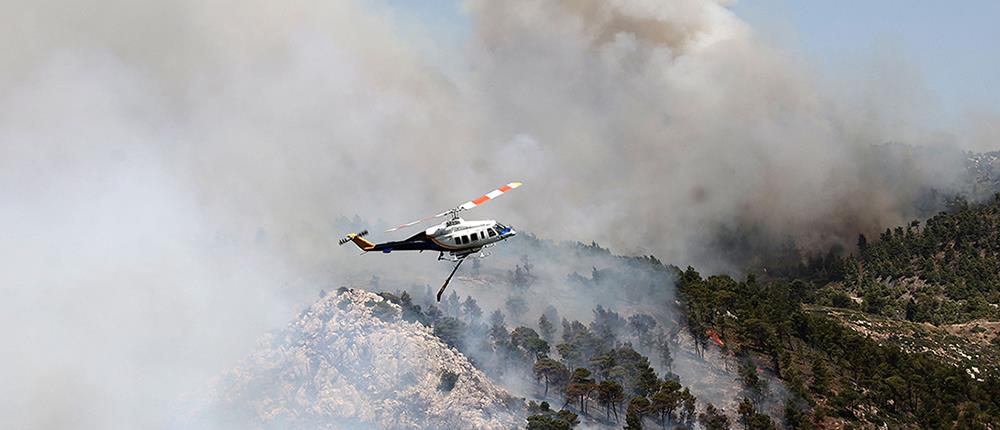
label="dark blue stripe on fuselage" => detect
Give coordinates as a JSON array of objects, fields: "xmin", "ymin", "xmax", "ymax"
[
  {"xmin": 372, "ymin": 240, "xmax": 448, "ymax": 253},
  {"xmin": 371, "ymin": 232, "xmax": 450, "ymax": 253}
]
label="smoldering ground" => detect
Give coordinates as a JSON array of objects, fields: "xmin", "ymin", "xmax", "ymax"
[{"xmin": 1, "ymin": 0, "xmax": 995, "ymax": 429}]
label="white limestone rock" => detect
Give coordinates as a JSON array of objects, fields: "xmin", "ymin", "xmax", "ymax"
[{"xmin": 192, "ymin": 289, "xmax": 522, "ymax": 430}]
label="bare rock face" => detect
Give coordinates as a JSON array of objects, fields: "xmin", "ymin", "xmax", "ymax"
[{"xmin": 192, "ymin": 289, "xmax": 521, "ymax": 430}]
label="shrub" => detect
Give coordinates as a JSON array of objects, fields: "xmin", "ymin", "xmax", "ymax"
[{"xmin": 438, "ymin": 370, "xmax": 459, "ymax": 392}]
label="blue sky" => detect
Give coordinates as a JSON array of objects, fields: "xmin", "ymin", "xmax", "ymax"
[
  {"xmin": 385, "ymin": 1, "xmax": 999, "ymax": 120},
  {"xmin": 731, "ymin": 1, "xmax": 1000, "ymax": 118}
]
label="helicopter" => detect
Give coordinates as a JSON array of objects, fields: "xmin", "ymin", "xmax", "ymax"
[{"xmin": 339, "ymin": 182, "xmax": 522, "ymax": 301}]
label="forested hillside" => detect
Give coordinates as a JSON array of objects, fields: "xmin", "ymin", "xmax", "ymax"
[
  {"xmin": 379, "ymin": 288, "xmax": 711, "ymax": 430},
  {"xmin": 678, "ymin": 268, "xmax": 1000, "ymax": 429},
  {"xmin": 372, "ymin": 252, "xmax": 761, "ymax": 430},
  {"xmin": 674, "ymin": 192, "xmax": 1000, "ymax": 428},
  {"xmin": 491, "ymin": 192, "xmax": 1000, "ymax": 428},
  {"xmin": 842, "ymin": 194, "xmax": 1000, "ymax": 324},
  {"xmin": 312, "ymin": 232, "xmax": 791, "ymax": 430}
]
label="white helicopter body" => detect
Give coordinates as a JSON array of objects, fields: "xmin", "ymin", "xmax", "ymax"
[{"xmin": 339, "ymin": 182, "xmax": 522, "ymax": 300}]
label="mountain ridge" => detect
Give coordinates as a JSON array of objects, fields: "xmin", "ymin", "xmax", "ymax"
[{"xmin": 188, "ymin": 288, "xmax": 522, "ymax": 430}]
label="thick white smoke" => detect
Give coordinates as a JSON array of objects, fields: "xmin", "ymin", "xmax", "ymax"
[
  {"xmin": 0, "ymin": 0, "xmax": 988, "ymax": 428},
  {"xmin": 461, "ymin": 0, "xmax": 972, "ymax": 267}
]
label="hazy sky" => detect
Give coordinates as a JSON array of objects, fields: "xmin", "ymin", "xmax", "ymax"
[
  {"xmin": 732, "ymin": 1, "xmax": 1000, "ymax": 119},
  {"xmin": 389, "ymin": 0, "xmax": 1000, "ymax": 128}
]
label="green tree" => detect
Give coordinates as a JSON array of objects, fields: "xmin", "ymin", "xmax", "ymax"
[
  {"xmin": 628, "ymin": 313, "xmax": 657, "ymax": 344},
  {"xmin": 505, "ymin": 295, "xmax": 528, "ymax": 322},
  {"xmin": 810, "ymin": 361, "xmax": 830, "ymax": 397},
  {"xmin": 648, "ymin": 379, "xmax": 681, "ymax": 429},
  {"xmin": 444, "ymin": 290, "xmax": 461, "ymax": 316},
  {"xmin": 613, "ymin": 345, "xmax": 660, "ymax": 396},
  {"xmin": 747, "ymin": 413, "xmax": 776, "ymax": 430},
  {"xmin": 555, "ymin": 409, "xmax": 579, "ymax": 428},
  {"xmin": 432, "ymin": 317, "xmax": 465, "ymax": 350},
  {"xmin": 783, "ymin": 398, "xmax": 809, "ymax": 429},
  {"xmin": 591, "ymin": 305, "xmax": 627, "ymax": 343},
  {"xmin": 738, "ymin": 397, "xmax": 756, "ymax": 429},
  {"xmin": 556, "ymin": 342, "xmax": 583, "ymax": 370},
  {"xmin": 462, "ymin": 296, "xmax": 482, "ymax": 321},
  {"xmin": 678, "ymin": 388, "xmax": 697, "ymax": 426},
  {"xmin": 489, "ymin": 309, "xmax": 505, "ymax": 327},
  {"xmin": 512, "ymin": 326, "xmax": 550, "ymax": 359},
  {"xmin": 624, "ymin": 396, "xmax": 650, "ymax": 430},
  {"xmin": 699, "ymin": 403, "xmax": 730, "ymax": 430},
  {"xmin": 737, "ymin": 398, "xmax": 777, "ymax": 430},
  {"xmin": 564, "ymin": 368, "xmax": 596, "ymax": 414},
  {"xmin": 526, "ymin": 414, "xmax": 570, "ymax": 430},
  {"xmin": 539, "ymin": 313, "xmax": 556, "ymax": 343},
  {"xmin": 533, "ymin": 357, "xmax": 569, "ymax": 398},
  {"xmin": 657, "ymin": 333, "xmax": 673, "ymax": 373},
  {"xmin": 437, "ymin": 370, "xmax": 459, "ymax": 392},
  {"xmin": 595, "ymin": 380, "xmax": 625, "ymax": 422},
  {"xmin": 738, "ymin": 358, "xmax": 767, "ymax": 403}
]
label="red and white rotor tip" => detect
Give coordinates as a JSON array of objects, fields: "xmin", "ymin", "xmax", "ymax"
[{"xmin": 458, "ymin": 181, "xmax": 522, "ymax": 211}]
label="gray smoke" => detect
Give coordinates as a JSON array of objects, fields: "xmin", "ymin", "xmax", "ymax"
[{"xmin": 0, "ymin": 0, "xmax": 991, "ymax": 428}]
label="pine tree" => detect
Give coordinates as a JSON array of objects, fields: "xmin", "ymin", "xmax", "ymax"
[
  {"xmin": 539, "ymin": 313, "xmax": 556, "ymax": 344},
  {"xmin": 533, "ymin": 357, "xmax": 568, "ymax": 398},
  {"xmin": 564, "ymin": 368, "xmax": 596, "ymax": 414},
  {"xmin": 463, "ymin": 296, "xmax": 483, "ymax": 321},
  {"xmin": 624, "ymin": 396, "xmax": 650, "ymax": 430},
  {"xmin": 699, "ymin": 403, "xmax": 730, "ymax": 430},
  {"xmin": 596, "ymin": 380, "xmax": 625, "ymax": 421}
]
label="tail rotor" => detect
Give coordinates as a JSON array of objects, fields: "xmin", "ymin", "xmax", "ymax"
[{"xmin": 339, "ymin": 229, "xmax": 369, "ymax": 246}]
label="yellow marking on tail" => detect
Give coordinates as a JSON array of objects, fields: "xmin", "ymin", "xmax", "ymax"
[{"xmin": 346, "ymin": 233, "xmax": 375, "ymax": 251}]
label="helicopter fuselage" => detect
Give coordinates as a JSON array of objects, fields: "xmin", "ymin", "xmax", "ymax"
[{"xmin": 346, "ymin": 217, "xmax": 516, "ymax": 257}]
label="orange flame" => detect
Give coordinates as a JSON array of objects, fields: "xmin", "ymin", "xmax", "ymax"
[{"xmin": 706, "ymin": 328, "xmax": 724, "ymax": 347}]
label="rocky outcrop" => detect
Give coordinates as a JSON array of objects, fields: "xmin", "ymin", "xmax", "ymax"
[{"xmin": 192, "ymin": 289, "xmax": 521, "ymax": 430}]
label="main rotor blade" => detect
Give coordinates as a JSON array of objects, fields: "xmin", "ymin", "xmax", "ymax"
[
  {"xmin": 385, "ymin": 213, "xmax": 445, "ymax": 232},
  {"xmin": 457, "ymin": 181, "xmax": 522, "ymax": 211},
  {"xmin": 384, "ymin": 181, "xmax": 522, "ymax": 232}
]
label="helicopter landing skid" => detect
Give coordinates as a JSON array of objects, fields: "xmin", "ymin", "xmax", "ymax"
[
  {"xmin": 437, "ymin": 252, "xmax": 466, "ymax": 263},
  {"xmin": 437, "ymin": 244, "xmax": 495, "ymax": 263}
]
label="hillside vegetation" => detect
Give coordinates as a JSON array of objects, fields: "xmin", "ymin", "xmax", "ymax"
[
  {"xmin": 678, "ymin": 267, "xmax": 1000, "ymax": 429},
  {"xmin": 841, "ymin": 195, "xmax": 1000, "ymax": 324},
  {"xmin": 674, "ymin": 194, "xmax": 1000, "ymax": 428}
]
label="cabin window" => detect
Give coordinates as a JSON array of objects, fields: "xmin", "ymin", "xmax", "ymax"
[
  {"xmin": 470, "ymin": 232, "xmax": 478, "ymax": 241},
  {"xmin": 488, "ymin": 228, "xmax": 496, "ymax": 237},
  {"xmin": 454, "ymin": 237, "xmax": 461, "ymax": 245},
  {"xmin": 462, "ymin": 235, "xmax": 469, "ymax": 244}
]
